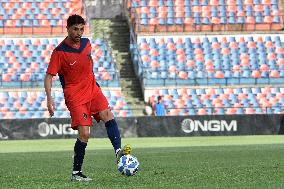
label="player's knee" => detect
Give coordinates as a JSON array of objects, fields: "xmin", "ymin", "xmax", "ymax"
[
  {"xmin": 99, "ymin": 109, "xmax": 114, "ymax": 122},
  {"xmin": 79, "ymin": 134, "xmax": 89, "ymax": 143},
  {"xmin": 79, "ymin": 130, "xmax": 90, "ymax": 143}
]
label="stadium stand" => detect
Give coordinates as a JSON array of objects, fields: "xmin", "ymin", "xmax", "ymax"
[
  {"xmin": 125, "ymin": 0, "xmax": 284, "ymax": 33},
  {"xmin": 0, "ymin": 89, "xmax": 132, "ymax": 119},
  {"xmin": 124, "ymin": 0, "xmax": 284, "ymax": 116},
  {"xmin": 0, "ymin": 37, "xmax": 120, "ymax": 88},
  {"xmin": 0, "ymin": 0, "xmax": 283, "ymax": 118},
  {"xmin": 144, "ymin": 86, "xmax": 284, "ymax": 115},
  {"xmin": 0, "ymin": 34, "xmax": 132, "ymax": 118},
  {"xmin": 0, "ymin": 0, "xmax": 89, "ymax": 35},
  {"xmin": 130, "ymin": 34, "xmax": 284, "ymax": 87}
]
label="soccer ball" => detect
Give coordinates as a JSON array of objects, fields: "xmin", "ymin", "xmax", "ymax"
[{"xmin": 117, "ymin": 154, "xmax": 139, "ymax": 176}]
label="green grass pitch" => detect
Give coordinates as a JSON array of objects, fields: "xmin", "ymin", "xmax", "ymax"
[{"xmin": 0, "ymin": 136, "xmax": 283, "ymax": 189}]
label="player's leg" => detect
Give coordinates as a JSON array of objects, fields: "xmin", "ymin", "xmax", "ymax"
[
  {"xmin": 99, "ymin": 109, "xmax": 131, "ymax": 162},
  {"xmin": 71, "ymin": 126, "xmax": 92, "ymax": 181},
  {"xmin": 0, "ymin": 125, "xmax": 8, "ymax": 140},
  {"xmin": 99, "ymin": 109, "xmax": 121, "ymax": 154},
  {"xmin": 91, "ymin": 88, "xmax": 131, "ymax": 161},
  {"xmin": 70, "ymin": 104, "xmax": 92, "ymax": 181}
]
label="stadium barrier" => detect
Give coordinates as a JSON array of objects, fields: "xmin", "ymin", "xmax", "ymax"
[
  {"xmin": 0, "ymin": 20, "xmax": 90, "ymax": 35},
  {"xmin": 0, "ymin": 114, "xmax": 283, "ymax": 140},
  {"xmin": 140, "ymin": 69, "xmax": 284, "ymax": 87},
  {"xmin": 0, "ymin": 71, "xmax": 120, "ymax": 88}
]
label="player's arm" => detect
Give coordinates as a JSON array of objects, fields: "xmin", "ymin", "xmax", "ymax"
[
  {"xmin": 88, "ymin": 41, "xmax": 101, "ymax": 87},
  {"xmin": 44, "ymin": 73, "xmax": 55, "ymax": 117},
  {"xmin": 87, "ymin": 39, "xmax": 94, "ymax": 65},
  {"xmin": 44, "ymin": 50, "xmax": 60, "ymax": 117}
]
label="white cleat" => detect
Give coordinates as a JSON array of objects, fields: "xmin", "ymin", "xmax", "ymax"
[{"xmin": 71, "ymin": 172, "xmax": 92, "ymax": 182}]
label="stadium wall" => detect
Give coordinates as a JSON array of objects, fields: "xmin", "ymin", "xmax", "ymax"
[
  {"xmin": 0, "ymin": 115, "xmax": 283, "ymax": 140},
  {"xmin": 84, "ymin": 0, "xmax": 123, "ymax": 18}
]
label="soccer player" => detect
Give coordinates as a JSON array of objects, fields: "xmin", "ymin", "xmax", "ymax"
[{"xmin": 44, "ymin": 14, "xmax": 131, "ymax": 181}]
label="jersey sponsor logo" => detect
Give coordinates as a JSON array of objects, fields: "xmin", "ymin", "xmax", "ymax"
[
  {"xmin": 38, "ymin": 122, "xmax": 78, "ymax": 137},
  {"xmin": 70, "ymin": 60, "xmax": 77, "ymax": 65},
  {"xmin": 83, "ymin": 113, "xmax": 88, "ymax": 119},
  {"xmin": 181, "ymin": 119, "xmax": 237, "ymax": 133}
]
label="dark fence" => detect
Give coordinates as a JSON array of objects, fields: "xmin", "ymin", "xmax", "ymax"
[{"xmin": 0, "ymin": 114, "xmax": 283, "ymax": 140}]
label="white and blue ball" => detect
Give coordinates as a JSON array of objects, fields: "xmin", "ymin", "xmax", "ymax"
[{"xmin": 117, "ymin": 154, "xmax": 139, "ymax": 176}]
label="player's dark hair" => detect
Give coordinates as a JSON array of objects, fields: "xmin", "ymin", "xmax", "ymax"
[
  {"xmin": 67, "ymin": 14, "xmax": 85, "ymax": 27},
  {"xmin": 158, "ymin": 96, "xmax": 162, "ymax": 101}
]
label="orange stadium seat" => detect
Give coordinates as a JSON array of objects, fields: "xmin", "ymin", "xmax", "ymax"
[
  {"xmin": 0, "ymin": 0, "xmax": 88, "ymax": 35},
  {"xmin": 127, "ymin": 0, "xmax": 284, "ymax": 33}
]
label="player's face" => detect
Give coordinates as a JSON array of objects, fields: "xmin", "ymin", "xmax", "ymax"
[{"xmin": 67, "ymin": 24, "xmax": 84, "ymax": 43}]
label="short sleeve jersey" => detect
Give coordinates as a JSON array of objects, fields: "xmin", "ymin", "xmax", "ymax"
[{"xmin": 47, "ymin": 37, "xmax": 99, "ymax": 109}]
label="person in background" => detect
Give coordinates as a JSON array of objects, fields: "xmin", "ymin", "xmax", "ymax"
[
  {"xmin": 147, "ymin": 95, "xmax": 155, "ymax": 115},
  {"xmin": 154, "ymin": 96, "xmax": 166, "ymax": 116}
]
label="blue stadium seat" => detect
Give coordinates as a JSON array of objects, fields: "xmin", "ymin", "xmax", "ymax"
[{"xmin": 273, "ymin": 16, "xmax": 280, "ymax": 23}]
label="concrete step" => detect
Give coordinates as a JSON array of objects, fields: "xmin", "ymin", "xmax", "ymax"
[
  {"xmin": 121, "ymin": 87, "xmax": 142, "ymax": 93},
  {"xmin": 109, "ymin": 41, "xmax": 130, "ymax": 46},
  {"xmin": 120, "ymin": 69, "xmax": 136, "ymax": 75},
  {"xmin": 118, "ymin": 53, "xmax": 130, "ymax": 58},
  {"xmin": 115, "ymin": 53, "xmax": 130, "ymax": 57},
  {"xmin": 120, "ymin": 78, "xmax": 132, "ymax": 82},
  {"xmin": 124, "ymin": 98, "xmax": 145, "ymax": 106},
  {"xmin": 120, "ymin": 74, "xmax": 137, "ymax": 78},
  {"xmin": 120, "ymin": 69, "xmax": 138, "ymax": 77},
  {"xmin": 104, "ymin": 32, "xmax": 130, "ymax": 37},
  {"xmin": 110, "ymin": 47, "xmax": 129, "ymax": 52},
  {"xmin": 122, "ymin": 84, "xmax": 141, "ymax": 89},
  {"xmin": 109, "ymin": 42, "xmax": 129, "ymax": 47},
  {"xmin": 120, "ymin": 79, "xmax": 140, "ymax": 85},
  {"xmin": 107, "ymin": 32, "xmax": 129, "ymax": 36}
]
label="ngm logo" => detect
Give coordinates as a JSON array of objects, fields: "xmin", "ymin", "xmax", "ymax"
[
  {"xmin": 181, "ymin": 119, "xmax": 237, "ymax": 133},
  {"xmin": 38, "ymin": 122, "xmax": 78, "ymax": 137}
]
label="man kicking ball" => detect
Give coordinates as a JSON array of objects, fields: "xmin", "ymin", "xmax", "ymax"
[{"xmin": 44, "ymin": 14, "xmax": 131, "ymax": 181}]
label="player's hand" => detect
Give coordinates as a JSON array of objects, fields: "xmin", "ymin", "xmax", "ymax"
[{"xmin": 47, "ymin": 97, "xmax": 55, "ymax": 117}]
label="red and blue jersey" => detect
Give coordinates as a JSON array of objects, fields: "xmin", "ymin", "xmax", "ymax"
[{"xmin": 47, "ymin": 37, "xmax": 99, "ymax": 109}]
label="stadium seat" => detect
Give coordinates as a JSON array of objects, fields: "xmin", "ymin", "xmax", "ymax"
[
  {"xmin": 0, "ymin": 38, "xmax": 120, "ymax": 88},
  {"xmin": 0, "ymin": 0, "xmax": 88, "ymax": 35},
  {"xmin": 132, "ymin": 35, "xmax": 284, "ymax": 87},
  {"xmin": 126, "ymin": 0, "xmax": 284, "ymax": 33},
  {"xmin": 145, "ymin": 86, "xmax": 284, "ymax": 115},
  {"xmin": 0, "ymin": 89, "xmax": 131, "ymax": 119}
]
